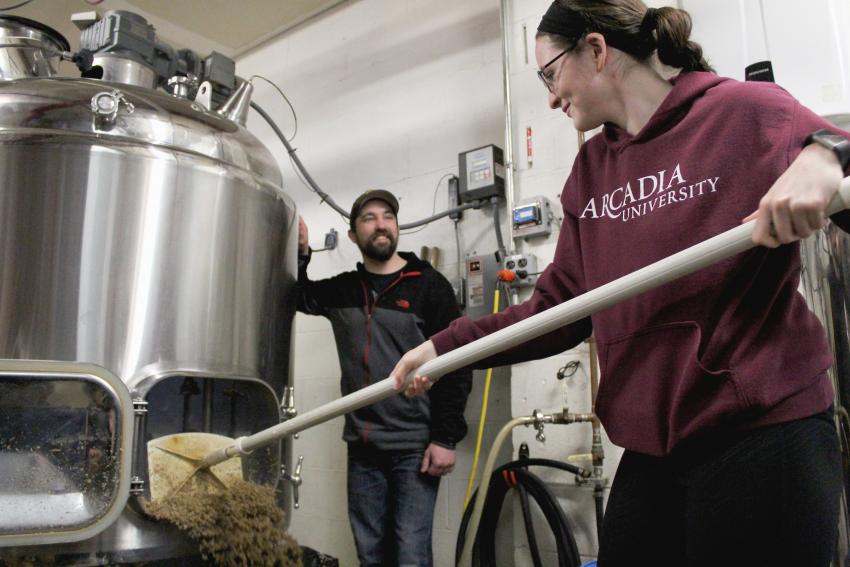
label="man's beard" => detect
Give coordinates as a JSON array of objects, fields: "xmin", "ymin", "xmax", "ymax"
[{"xmin": 361, "ymin": 230, "xmax": 397, "ymax": 262}]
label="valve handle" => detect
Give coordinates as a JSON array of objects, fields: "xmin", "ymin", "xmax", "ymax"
[{"xmin": 281, "ymin": 455, "xmax": 304, "ymax": 509}]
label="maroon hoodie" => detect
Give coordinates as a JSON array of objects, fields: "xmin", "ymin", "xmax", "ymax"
[{"xmin": 432, "ymin": 72, "xmax": 850, "ymax": 456}]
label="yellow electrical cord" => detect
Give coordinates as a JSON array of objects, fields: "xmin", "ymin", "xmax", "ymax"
[{"xmin": 463, "ymin": 284, "xmax": 502, "ymax": 508}]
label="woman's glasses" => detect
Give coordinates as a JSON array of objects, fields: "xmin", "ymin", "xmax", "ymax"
[{"xmin": 537, "ymin": 48, "xmax": 571, "ymax": 93}]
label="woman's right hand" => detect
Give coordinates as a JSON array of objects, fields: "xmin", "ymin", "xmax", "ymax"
[
  {"xmin": 391, "ymin": 340, "xmax": 438, "ymax": 398},
  {"xmin": 745, "ymin": 143, "xmax": 843, "ymax": 247}
]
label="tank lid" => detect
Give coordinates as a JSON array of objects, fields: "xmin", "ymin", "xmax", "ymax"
[
  {"xmin": 0, "ymin": 78, "xmax": 282, "ymax": 186},
  {"xmin": 0, "ymin": 361, "xmax": 133, "ymax": 548}
]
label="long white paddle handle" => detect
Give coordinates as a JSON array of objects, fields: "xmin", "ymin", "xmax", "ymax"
[{"xmin": 200, "ymin": 176, "xmax": 850, "ymax": 469}]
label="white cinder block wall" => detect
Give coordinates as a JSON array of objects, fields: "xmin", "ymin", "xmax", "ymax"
[
  {"xmin": 238, "ymin": 2, "xmax": 519, "ymax": 564},
  {"xmin": 238, "ymin": 0, "xmax": 850, "ymax": 565}
]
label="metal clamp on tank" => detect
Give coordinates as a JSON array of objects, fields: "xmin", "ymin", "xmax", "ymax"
[
  {"xmin": 281, "ymin": 386, "xmax": 297, "ymax": 421},
  {"xmin": 90, "ymin": 89, "xmax": 134, "ymax": 130},
  {"xmin": 167, "ymin": 74, "xmax": 198, "ymax": 99}
]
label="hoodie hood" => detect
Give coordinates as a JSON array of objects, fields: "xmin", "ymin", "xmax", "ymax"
[
  {"xmin": 355, "ymin": 251, "xmax": 430, "ymax": 276},
  {"xmin": 602, "ymin": 71, "xmax": 729, "ymax": 152}
]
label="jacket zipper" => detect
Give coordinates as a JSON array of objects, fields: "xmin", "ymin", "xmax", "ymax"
[{"xmin": 359, "ymin": 270, "xmax": 421, "ymax": 443}]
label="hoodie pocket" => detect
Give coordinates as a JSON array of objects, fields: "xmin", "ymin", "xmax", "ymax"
[{"xmin": 596, "ymin": 321, "xmax": 745, "ymax": 456}]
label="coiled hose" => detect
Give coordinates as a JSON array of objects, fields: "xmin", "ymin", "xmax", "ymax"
[{"xmin": 456, "ymin": 458, "xmax": 584, "ymax": 567}]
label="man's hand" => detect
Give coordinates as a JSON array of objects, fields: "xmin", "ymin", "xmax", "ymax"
[
  {"xmin": 390, "ymin": 340, "xmax": 438, "ymax": 397},
  {"xmin": 298, "ymin": 216, "xmax": 310, "ymax": 256},
  {"xmin": 420, "ymin": 443, "xmax": 456, "ymax": 476},
  {"xmin": 746, "ymin": 143, "xmax": 844, "ymax": 247}
]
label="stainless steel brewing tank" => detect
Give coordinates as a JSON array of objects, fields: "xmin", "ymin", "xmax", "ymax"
[
  {"xmin": 0, "ymin": 16, "xmax": 68, "ymax": 79},
  {"xmin": 0, "ymin": 77, "xmax": 298, "ymax": 561}
]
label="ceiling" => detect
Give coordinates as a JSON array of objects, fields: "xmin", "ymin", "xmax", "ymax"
[{"xmin": 7, "ymin": 0, "xmax": 350, "ymax": 58}]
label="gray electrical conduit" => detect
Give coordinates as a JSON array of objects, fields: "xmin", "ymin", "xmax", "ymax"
[
  {"xmin": 492, "ymin": 198, "xmax": 506, "ymax": 257},
  {"xmin": 249, "ymin": 101, "xmax": 479, "ymax": 229},
  {"xmin": 198, "ymin": 176, "xmax": 850, "ymax": 469}
]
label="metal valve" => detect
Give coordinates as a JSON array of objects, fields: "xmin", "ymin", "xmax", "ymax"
[
  {"xmin": 167, "ymin": 75, "xmax": 198, "ymax": 99},
  {"xmin": 91, "ymin": 90, "xmax": 134, "ymax": 129},
  {"xmin": 281, "ymin": 455, "xmax": 304, "ymax": 509}
]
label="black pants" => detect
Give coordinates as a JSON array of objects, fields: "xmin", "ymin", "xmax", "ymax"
[{"xmin": 598, "ymin": 411, "xmax": 842, "ymax": 567}]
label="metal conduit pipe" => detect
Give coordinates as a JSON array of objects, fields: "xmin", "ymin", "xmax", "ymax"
[
  {"xmin": 251, "ymin": 100, "xmax": 485, "ymax": 229},
  {"xmin": 499, "ymin": 0, "xmax": 517, "ymax": 248},
  {"xmin": 249, "ymin": 101, "xmax": 349, "ymax": 218},
  {"xmin": 399, "ymin": 201, "xmax": 481, "ymax": 230},
  {"xmin": 588, "ymin": 336, "xmax": 606, "ymax": 544}
]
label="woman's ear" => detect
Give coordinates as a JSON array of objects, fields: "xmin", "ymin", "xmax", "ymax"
[{"xmin": 585, "ymin": 32, "xmax": 608, "ymax": 72}]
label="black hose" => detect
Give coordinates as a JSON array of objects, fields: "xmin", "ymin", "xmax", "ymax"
[
  {"xmin": 499, "ymin": 457, "xmax": 591, "ymax": 479},
  {"xmin": 456, "ymin": 459, "xmax": 585, "ymax": 567},
  {"xmin": 594, "ymin": 486, "xmax": 605, "ymax": 546},
  {"xmin": 517, "ymin": 480, "xmax": 544, "ymax": 567},
  {"xmin": 478, "ymin": 468, "xmax": 579, "ymax": 567},
  {"xmin": 516, "ymin": 448, "xmax": 546, "ymax": 566},
  {"xmin": 457, "ymin": 486, "xmax": 481, "ymax": 566}
]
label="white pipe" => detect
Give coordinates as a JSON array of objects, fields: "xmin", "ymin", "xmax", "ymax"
[
  {"xmin": 459, "ymin": 415, "xmax": 534, "ymax": 566},
  {"xmin": 199, "ymin": 176, "xmax": 850, "ymax": 469}
]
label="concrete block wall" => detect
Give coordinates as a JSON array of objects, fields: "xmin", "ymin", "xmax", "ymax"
[
  {"xmin": 238, "ymin": 1, "xmax": 518, "ymax": 564},
  {"xmin": 682, "ymin": 0, "xmax": 850, "ymax": 118}
]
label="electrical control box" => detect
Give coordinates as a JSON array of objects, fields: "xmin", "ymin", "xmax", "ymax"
[
  {"xmin": 503, "ymin": 253, "xmax": 538, "ymax": 288},
  {"xmin": 464, "ymin": 252, "xmax": 500, "ymax": 318},
  {"xmin": 458, "ymin": 145, "xmax": 505, "ymax": 203},
  {"xmin": 512, "ymin": 196, "xmax": 553, "ymax": 240}
]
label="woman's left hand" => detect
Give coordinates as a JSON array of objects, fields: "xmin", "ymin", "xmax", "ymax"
[
  {"xmin": 745, "ymin": 144, "xmax": 844, "ymax": 247},
  {"xmin": 390, "ymin": 340, "xmax": 438, "ymax": 398}
]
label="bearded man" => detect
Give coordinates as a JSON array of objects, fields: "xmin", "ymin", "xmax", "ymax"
[{"xmin": 296, "ymin": 189, "xmax": 472, "ymax": 567}]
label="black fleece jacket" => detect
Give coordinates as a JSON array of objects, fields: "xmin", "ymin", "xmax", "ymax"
[{"xmin": 296, "ymin": 250, "xmax": 472, "ymax": 451}]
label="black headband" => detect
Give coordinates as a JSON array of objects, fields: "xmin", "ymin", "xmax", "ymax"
[
  {"xmin": 537, "ymin": 1, "xmax": 655, "ymax": 58},
  {"xmin": 537, "ymin": 2, "xmax": 587, "ymax": 40}
]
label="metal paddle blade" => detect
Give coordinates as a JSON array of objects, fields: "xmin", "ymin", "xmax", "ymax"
[{"xmin": 147, "ymin": 433, "xmax": 243, "ymax": 505}]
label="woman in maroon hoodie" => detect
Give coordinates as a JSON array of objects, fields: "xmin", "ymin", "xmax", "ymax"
[{"xmin": 392, "ymin": 1, "xmax": 850, "ymax": 566}]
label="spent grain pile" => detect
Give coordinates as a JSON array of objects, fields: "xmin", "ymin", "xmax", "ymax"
[{"xmin": 147, "ymin": 478, "xmax": 302, "ymax": 567}]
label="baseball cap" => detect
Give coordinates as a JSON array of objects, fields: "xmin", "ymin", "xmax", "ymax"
[{"xmin": 349, "ymin": 189, "xmax": 399, "ymax": 230}]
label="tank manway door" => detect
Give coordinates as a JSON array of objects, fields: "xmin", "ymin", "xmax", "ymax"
[{"xmin": 0, "ymin": 360, "xmax": 133, "ymax": 547}]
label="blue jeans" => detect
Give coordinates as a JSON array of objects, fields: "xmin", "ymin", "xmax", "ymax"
[{"xmin": 347, "ymin": 443, "xmax": 440, "ymax": 567}]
